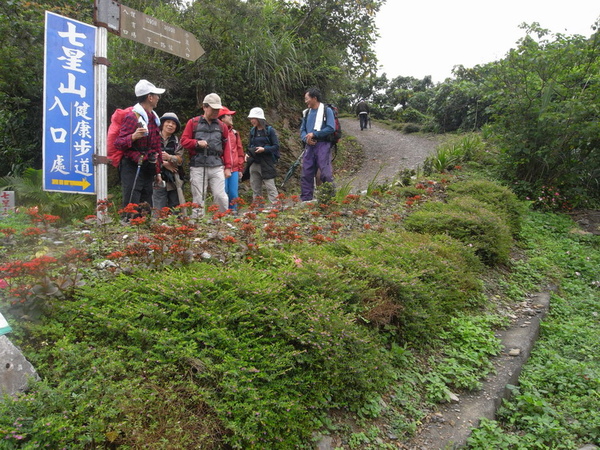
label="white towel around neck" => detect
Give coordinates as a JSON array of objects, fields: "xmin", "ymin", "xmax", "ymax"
[
  {"xmin": 133, "ymin": 103, "xmax": 161, "ymax": 127},
  {"xmin": 313, "ymin": 103, "xmax": 325, "ymax": 132}
]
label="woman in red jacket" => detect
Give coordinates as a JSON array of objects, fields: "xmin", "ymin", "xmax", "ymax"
[{"xmin": 218, "ymin": 107, "xmax": 245, "ymax": 211}]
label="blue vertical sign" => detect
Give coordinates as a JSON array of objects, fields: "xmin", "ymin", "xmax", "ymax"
[{"xmin": 43, "ymin": 12, "xmax": 96, "ymax": 194}]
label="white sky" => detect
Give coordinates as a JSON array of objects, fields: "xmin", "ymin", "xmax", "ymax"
[{"xmin": 375, "ymin": 0, "xmax": 600, "ymax": 83}]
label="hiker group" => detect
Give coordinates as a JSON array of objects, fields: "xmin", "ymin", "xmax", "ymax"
[{"xmin": 112, "ymin": 80, "xmax": 339, "ymax": 218}]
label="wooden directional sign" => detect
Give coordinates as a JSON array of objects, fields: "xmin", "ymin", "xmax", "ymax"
[
  {"xmin": 120, "ymin": 5, "xmax": 204, "ymax": 61},
  {"xmin": 94, "ymin": 0, "xmax": 204, "ymax": 62}
]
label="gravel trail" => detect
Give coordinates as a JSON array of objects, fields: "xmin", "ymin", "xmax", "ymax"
[{"xmin": 337, "ymin": 117, "xmax": 440, "ymax": 191}]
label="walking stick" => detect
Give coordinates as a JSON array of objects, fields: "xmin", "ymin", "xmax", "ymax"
[
  {"xmin": 200, "ymin": 145, "xmax": 207, "ymax": 217},
  {"xmin": 280, "ymin": 149, "xmax": 305, "ymax": 188},
  {"xmin": 174, "ymin": 173, "xmax": 187, "ymax": 217},
  {"xmin": 128, "ymin": 154, "xmax": 144, "ymax": 205}
]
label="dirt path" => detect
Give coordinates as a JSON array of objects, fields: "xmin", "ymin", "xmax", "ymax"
[{"xmin": 337, "ymin": 117, "xmax": 439, "ymax": 192}]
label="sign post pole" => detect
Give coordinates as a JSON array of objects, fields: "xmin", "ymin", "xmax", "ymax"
[
  {"xmin": 91, "ymin": 0, "xmax": 203, "ymax": 222},
  {"xmin": 95, "ymin": 25, "xmax": 109, "ymax": 222}
]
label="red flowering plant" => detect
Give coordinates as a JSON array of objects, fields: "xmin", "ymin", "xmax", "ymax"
[
  {"xmin": 0, "ymin": 226, "xmax": 17, "ymax": 245},
  {"xmin": 532, "ymin": 185, "xmax": 572, "ymax": 211},
  {"xmin": 0, "ymin": 246, "xmax": 90, "ymax": 319},
  {"xmin": 85, "ymin": 198, "xmax": 116, "ymax": 226}
]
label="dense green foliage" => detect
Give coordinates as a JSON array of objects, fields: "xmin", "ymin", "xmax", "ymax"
[
  {"xmin": 1, "ymin": 169, "xmax": 521, "ymax": 448},
  {"xmin": 2, "ymin": 141, "xmax": 599, "ymax": 447},
  {"xmin": 486, "ymin": 23, "xmax": 600, "ymax": 208},
  {"xmin": 403, "ymin": 196, "xmax": 514, "ymax": 265},
  {"xmin": 446, "ymin": 179, "xmax": 526, "ymax": 235}
]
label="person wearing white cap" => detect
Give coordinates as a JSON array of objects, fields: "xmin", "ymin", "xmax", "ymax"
[
  {"xmin": 114, "ymin": 79, "xmax": 166, "ymax": 212},
  {"xmin": 180, "ymin": 93, "xmax": 232, "ymax": 217},
  {"xmin": 245, "ymin": 107, "xmax": 280, "ymax": 206}
]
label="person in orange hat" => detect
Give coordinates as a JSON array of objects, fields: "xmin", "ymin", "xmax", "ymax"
[{"xmin": 218, "ymin": 107, "xmax": 245, "ymax": 212}]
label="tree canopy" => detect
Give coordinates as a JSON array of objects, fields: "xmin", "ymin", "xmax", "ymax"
[
  {"xmin": 0, "ymin": 0, "xmax": 385, "ymax": 176},
  {"xmin": 1, "ymin": 1, "xmax": 599, "ymax": 208}
]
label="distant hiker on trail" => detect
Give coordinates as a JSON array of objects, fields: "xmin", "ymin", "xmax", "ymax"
[
  {"xmin": 180, "ymin": 93, "xmax": 232, "ymax": 218},
  {"xmin": 218, "ymin": 106, "xmax": 245, "ymax": 212},
  {"xmin": 152, "ymin": 112, "xmax": 185, "ymax": 214},
  {"xmin": 245, "ymin": 107, "xmax": 280, "ymax": 206},
  {"xmin": 114, "ymin": 79, "xmax": 165, "ymax": 210},
  {"xmin": 299, "ymin": 87, "xmax": 335, "ymax": 202},
  {"xmin": 356, "ymin": 99, "xmax": 370, "ymax": 131}
]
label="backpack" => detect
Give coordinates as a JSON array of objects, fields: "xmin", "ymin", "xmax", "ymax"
[
  {"xmin": 250, "ymin": 125, "xmax": 279, "ymax": 162},
  {"xmin": 303, "ymin": 104, "xmax": 342, "ymax": 145},
  {"xmin": 325, "ymin": 103, "xmax": 342, "ymax": 144},
  {"xmin": 107, "ymin": 106, "xmax": 140, "ymax": 168}
]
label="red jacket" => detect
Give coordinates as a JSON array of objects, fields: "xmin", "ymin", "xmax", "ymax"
[
  {"xmin": 114, "ymin": 109, "xmax": 162, "ymax": 173},
  {"xmin": 227, "ymin": 126, "xmax": 245, "ymax": 172}
]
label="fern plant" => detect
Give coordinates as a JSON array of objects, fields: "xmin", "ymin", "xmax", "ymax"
[{"xmin": 0, "ymin": 168, "xmax": 94, "ymax": 220}]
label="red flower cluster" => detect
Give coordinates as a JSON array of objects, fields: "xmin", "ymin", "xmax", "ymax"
[
  {"xmin": 222, "ymin": 235, "xmax": 237, "ymax": 244},
  {"xmin": 61, "ymin": 248, "xmax": 90, "ymax": 263},
  {"xmin": 0, "ymin": 227, "xmax": 16, "ymax": 237}
]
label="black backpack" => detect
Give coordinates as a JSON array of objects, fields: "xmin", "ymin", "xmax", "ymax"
[
  {"xmin": 325, "ymin": 103, "xmax": 342, "ymax": 144},
  {"xmin": 303, "ymin": 104, "xmax": 342, "ymax": 145}
]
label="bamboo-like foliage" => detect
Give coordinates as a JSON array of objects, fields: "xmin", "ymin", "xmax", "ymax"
[{"xmin": 0, "ymin": 168, "xmax": 94, "ymax": 219}]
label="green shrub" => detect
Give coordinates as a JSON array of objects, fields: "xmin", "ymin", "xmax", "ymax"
[
  {"xmin": 402, "ymin": 123, "xmax": 421, "ymax": 134},
  {"xmin": 400, "ymin": 107, "xmax": 429, "ymax": 124},
  {"xmin": 403, "ymin": 197, "xmax": 513, "ymax": 265},
  {"xmin": 446, "ymin": 179, "xmax": 526, "ymax": 235},
  {"xmin": 2, "ymin": 263, "xmax": 394, "ymax": 449},
  {"xmin": 423, "ymin": 134, "xmax": 486, "ymax": 174},
  {"xmin": 289, "ymin": 230, "xmax": 485, "ymax": 344}
]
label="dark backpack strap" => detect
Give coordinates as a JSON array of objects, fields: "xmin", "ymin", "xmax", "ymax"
[
  {"xmin": 265, "ymin": 126, "xmax": 272, "ymax": 146},
  {"xmin": 249, "ymin": 126, "xmax": 256, "ymax": 146}
]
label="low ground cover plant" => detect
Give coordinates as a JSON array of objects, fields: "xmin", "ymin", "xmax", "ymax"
[
  {"xmin": 403, "ymin": 196, "xmax": 513, "ymax": 265},
  {"xmin": 445, "ymin": 179, "xmax": 525, "ymax": 235},
  {"xmin": 2, "ymin": 158, "xmax": 597, "ymax": 448},
  {"xmin": 466, "ymin": 212, "xmax": 600, "ymax": 449}
]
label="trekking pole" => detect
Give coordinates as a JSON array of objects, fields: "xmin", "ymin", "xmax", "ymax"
[
  {"xmin": 128, "ymin": 154, "xmax": 144, "ymax": 205},
  {"xmin": 200, "ymin": 144, "xmax": 208, "ymax": 217}
]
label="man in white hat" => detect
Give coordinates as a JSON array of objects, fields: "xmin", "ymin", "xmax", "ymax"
[
  {"xmin": 180, "ymin": 93, "xmax": 232, "ymax": 217},
  {"xmin": 114, "ymin": 79, "xmax": 166, "ymax": 211}
]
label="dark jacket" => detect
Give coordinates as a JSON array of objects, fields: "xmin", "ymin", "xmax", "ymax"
[
  {"xmin": 356, "ymin": 101, "xmax": 369, "ymax": 115},
  {"xmin": 246, "ymin": 126, "xmax": 279, "ymax": 180}
]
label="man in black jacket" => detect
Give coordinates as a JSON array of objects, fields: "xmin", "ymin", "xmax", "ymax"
[{"xmin": 356, "ymin": 99, "xmax": 370, "ymax": 131}]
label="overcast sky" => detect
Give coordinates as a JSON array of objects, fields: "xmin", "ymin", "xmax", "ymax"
[{"xmin": 374, "ymin": 0, "xmax": 600, "ymax": 83}]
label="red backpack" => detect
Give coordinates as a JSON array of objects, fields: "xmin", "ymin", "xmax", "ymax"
[{"xmin": 107, "ymin": 106, "xmax": 139, "ymax": 167}]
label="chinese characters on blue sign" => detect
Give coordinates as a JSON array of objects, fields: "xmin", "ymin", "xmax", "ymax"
[{"xmin": 43, "ymin": 12, "xmax": 96, "ymax": 194}]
